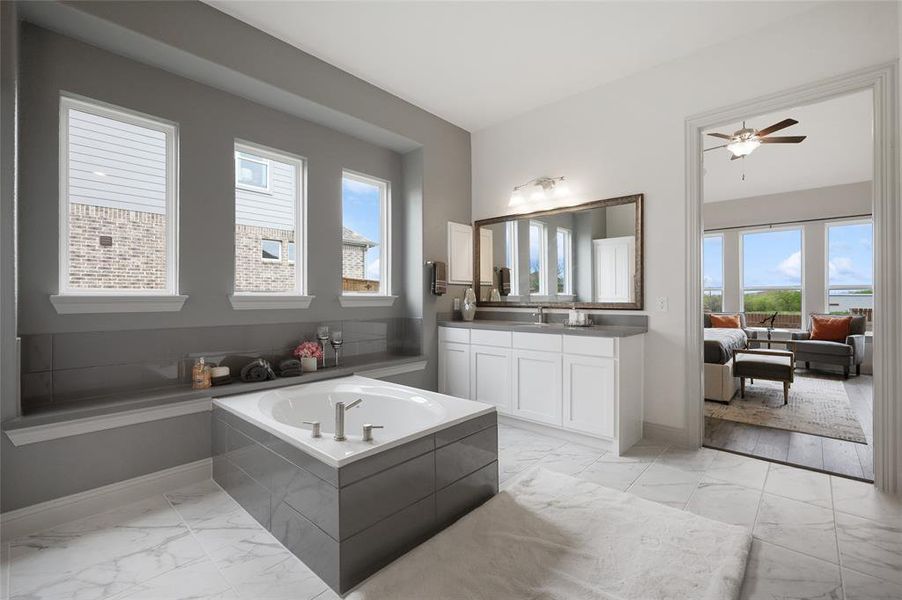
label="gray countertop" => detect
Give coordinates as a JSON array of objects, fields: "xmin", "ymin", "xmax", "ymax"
[
  {"xmin": 438, "ymin": 319, "xmax": 647, "ymax": 338},
  {"xmin": 2, "ymin": 353, "xmax": 427, "ymax": 431}
]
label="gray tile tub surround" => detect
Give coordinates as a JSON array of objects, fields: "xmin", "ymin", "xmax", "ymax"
[
  {"xmin": 17, "ymin": 317, "xmax": 422, "ymax": 411},
  {"xmin": 212, "ymin": 408, "xmax": 499, "ymax": 595}
]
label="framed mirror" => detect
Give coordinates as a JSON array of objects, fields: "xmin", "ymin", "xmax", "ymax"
[{"xmin": 473, "ymin": 194, "xmax": 643, "ymax": 309}]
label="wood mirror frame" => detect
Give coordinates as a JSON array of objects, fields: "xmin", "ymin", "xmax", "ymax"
[{"xmin": 472, "ymin": 194, "xmax": 643, "ymax": 309}]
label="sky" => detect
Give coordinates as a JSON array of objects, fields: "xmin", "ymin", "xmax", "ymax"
[
  {"xmin": 342, "ymin": 176, "xmax": 382, "ymax": 280},
  {"xmin": 704, "ymin": 223, "xmax": 873, "ymax": 290}
]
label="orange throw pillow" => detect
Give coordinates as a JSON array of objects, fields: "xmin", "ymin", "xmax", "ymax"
[
  {"xmin": 710, "ymin": 314, "xmax": 742, "ymax": 328},
  {"xmin": 810, "ymin": 315, "xmax": 852, "ymax": 342}
]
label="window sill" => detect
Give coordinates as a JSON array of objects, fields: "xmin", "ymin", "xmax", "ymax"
[
  {"xmin": 229, "ymin": 294, "xmax": 315, "ymax": 310},
  {"xmin": 50, "ymin": 294, "xmax": 188, "ymax": 314},
  {"xmin": 338, "ymin": 295, "xmax": 398, "ymax": 308}
]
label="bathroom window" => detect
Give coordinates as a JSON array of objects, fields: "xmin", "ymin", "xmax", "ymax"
[
  {"xmin": 232, "ymin": 141, "xmax": 308, "ymax": 301},
  {"xmin": 556, "ymin": 227, "xmax": 573, "ymax": 295},
  {"xmin": 235, "ymin": 153, "xmax": 270, "ymax": 192},
  {"xmin": 529, "ymin": 220, "xmax": 547, "ymax": 295},
  {"xmin": 57, "ymin": 95, "xmax": 179, "ymax": 300},
  {"xmin": 341, "ymin": 170, "xmax": 391, "ymax": 299}
]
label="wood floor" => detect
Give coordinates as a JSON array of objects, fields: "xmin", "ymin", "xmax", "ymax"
[{"xmin": 704, "ymin": 374, "xmax": 874, "ymax": 481}]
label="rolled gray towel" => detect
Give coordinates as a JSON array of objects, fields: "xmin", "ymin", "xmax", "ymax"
[
  {"xmin": 278, "ymin": 358, "xmax": 302, "ymax": 377},
  {"xmin": 240, "ymin": 358, "xmax": 276, "ymax": 382}
]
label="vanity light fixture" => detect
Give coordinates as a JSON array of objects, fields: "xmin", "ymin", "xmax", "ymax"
[{"xmin": 509, "ymin": 176, "xmax": 568, "ymax": 206}]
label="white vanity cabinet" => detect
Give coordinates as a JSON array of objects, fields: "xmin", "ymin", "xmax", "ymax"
[
  {"xmin": 438, "ymin": 327, "xmax": 471, "ymax": 399},
  {"xmin": 438, "ymin": 325, "xmax": 644, "ymax": 455}
]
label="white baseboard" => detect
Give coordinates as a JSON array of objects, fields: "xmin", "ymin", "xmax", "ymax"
[
  {"xmin": 498, "ymin": 415, "xmax": 614, "ymax": 452},
  {"xmin": 0, "ymin": 458, "xmax": 211, "ymax": 540},
  {"xmin": 643, "ymin": 421, "xmax": 690, "ymax": 447}
]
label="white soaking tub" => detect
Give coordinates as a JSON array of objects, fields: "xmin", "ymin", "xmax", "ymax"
[{"xmin": 213, "ymin": 375, "xmax": 494, "ymax": 467}]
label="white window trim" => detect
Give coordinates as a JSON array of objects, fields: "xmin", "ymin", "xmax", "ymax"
[
  {"xmin": 505, "ymin": 221, "xmax": 520, "ymax": 295},
  {"xmin": 54, "ymin": 94, "xmax": 182, "ymax": 314},
  {"xmin": 230, "ymin": 140, "xmax": 309, "ymax": 309},
  {"xmin": 825, "ymin": 218, "xmax": 874, "ymax": 311},
  {"xmin": 556, "ymin": 227, "xmax": 573, "ymax": 296},
  {"xmin": 235, "ymin": 153, "xmax": 272, "ymax": 194},
  {"xmin": 739, "ymin": 225, "xmax": 805, "ymax": 316},
  {"xmin": 261, "ymin": 239, "xmax": 282, "ymax": 263},
  {"xmin": 528, "ymin": 220, "xmax": 548, "ymax": 297},
  {"xmin": 340, "ymin": 169, "xmax": 393, "ymax": 304}
]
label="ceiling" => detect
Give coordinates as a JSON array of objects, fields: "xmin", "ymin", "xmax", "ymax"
[
  {"xmin": 703, "ymin": 90, "xmax": 873, "ymax": 203},
  {"xmin": 204, "ymin": 1, "xmax": 821, "ymax": 132}
]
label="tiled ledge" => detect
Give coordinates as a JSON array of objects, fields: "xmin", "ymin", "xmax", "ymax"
[{"xmin": 2, "ymin": 354, "xmax": 427, "ymax": 446}]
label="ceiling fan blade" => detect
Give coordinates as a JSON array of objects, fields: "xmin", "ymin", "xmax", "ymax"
[
  {"xmin": 706, "ymin": 132, "xmax": 733, "ymax": 140},
  {"xmin": 703, "ymin": 144, "xmax": 728, "ymax": 152},
  {"xmin": 756, "ymin": 118, "xmax": 798, "ymax": 137},
  {"xmin": 731, "ymin": 154, "xmax": 742, "ymax": 161},
  {"xmin": 759, "ymin": 136, "xmax": 807, "ymax": 144}
]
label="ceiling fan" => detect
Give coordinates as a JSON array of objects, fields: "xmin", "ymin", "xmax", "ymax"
[{"xmin": 704, "ymin": 118, "xmax": 807, "ymax": 160}]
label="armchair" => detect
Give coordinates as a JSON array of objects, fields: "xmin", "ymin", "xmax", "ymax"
[{"xmin": 790, "ymin": 314, "xmax": 866, "ymax": 378}]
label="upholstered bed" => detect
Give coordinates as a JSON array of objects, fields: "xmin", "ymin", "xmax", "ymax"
[{"xmin": 703, "ymin": 320, "xmax": 749, "ymax": 403}]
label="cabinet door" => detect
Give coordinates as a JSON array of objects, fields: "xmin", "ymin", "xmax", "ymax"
[
  {"xmin": 470, "ymin": 344, "xmax": 511, "ymax": 413},
  {"xmin": 563, "ymin": 354, "xmax": 616, "ymax": 438},
  {"xmin": 447, "ymin": 222, "xmax": 473, "ymax": 284},
  {"xmin": 511, "ymin": 349, "xmax": 562, "ymax": 425},
  {"xmin": 479, "ymin": 228, "xmax": 494, "ymax": 285},
  {"xmin": 593, "ymin": 236, "xmax": 635, "ymax": 303},
  {"xmin": 438, "ymin": 342, "xmax": 470, "ymax": 399}
]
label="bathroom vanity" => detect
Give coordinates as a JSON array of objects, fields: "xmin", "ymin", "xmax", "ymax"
[
  {"xmin": 439, "ymin": 321, "xmax": 645, "ymax": 454},
  {"xmin": 212, "ymin": 376, "xmax": 498, "ymax": 595}
]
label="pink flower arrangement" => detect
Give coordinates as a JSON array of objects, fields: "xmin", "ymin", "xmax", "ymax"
[{"xmin": 293, "ymin": 341, "xmax": 323, "ymax": 360}]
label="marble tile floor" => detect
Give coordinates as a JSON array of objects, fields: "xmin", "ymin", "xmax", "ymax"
[{"xmin": 3, "ymin": 423, "xmax": 901, "ymax": 600}]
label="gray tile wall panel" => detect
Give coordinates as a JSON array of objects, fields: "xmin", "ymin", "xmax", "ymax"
[
  {"xmin": 338, "ymin": 435, "xmax": 434, "ymax": 487},
  {"xmin": 271, "ymin": 500, "xmax": 340, "ymax": 592},
  {"xmin": 435, "ymin": 426, "xmax": 498, "ymax": 489},
  {"xmin": 434, "ymin": 411, "xmax": 497, "ymax": 448},
  {"xmin": 435, "ymin": 461, "xmax": 499, "ymax": 529},
  {"xmin": 219, "ymin": 457, "xmax": 272, "ymax": 530},
  {"xmin": 339, "ymin": 452, "xmax": 435, "ymax": 540},
  {"xmin": 271, "ymin": 452, "xmax": 340, "ymax": 539}
]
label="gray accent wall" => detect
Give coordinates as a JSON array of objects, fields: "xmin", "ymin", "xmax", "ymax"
[{"xmin": 1, "ymin": 2, "xmax": 471, "ymax": 512}]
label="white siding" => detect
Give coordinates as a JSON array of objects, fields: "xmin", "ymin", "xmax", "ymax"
[
  {"xmin": 67, "ymin": 109, "xmax": 167, "ymax": 214},
  {"xmin": 235, "ymin": 158, "xmax": 296, "ymax": 230}
]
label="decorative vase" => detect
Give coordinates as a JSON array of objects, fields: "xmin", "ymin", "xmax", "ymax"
[
  {"xmin": 461, "ymin": 288, "xmax": 477, "ymax": 322},
  {"xmin": 301, "ymin": 356, "xmax": 318, "ymax": 372}
]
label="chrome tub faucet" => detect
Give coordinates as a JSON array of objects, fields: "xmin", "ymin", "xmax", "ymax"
[{"xmin": 334, "ymin": 398, "xmax": 362, "ymax": 441}]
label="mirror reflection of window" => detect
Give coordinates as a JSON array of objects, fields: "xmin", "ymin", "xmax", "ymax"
[
  {"xmin": 529, "ymin": 221, "xmax": 547, "ymax": 295},
  {"xmin": 557, "ymin": 227, "xmax": 573, "ymax": 295},
  {"xmin": 505, "ymin": 221, "xmax": 519, "ymax": 295}
]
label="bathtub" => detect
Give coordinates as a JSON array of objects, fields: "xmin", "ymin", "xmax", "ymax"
[
  {"xmin": 211, "ymin": 375, "xmax": 499, "ymax": 594},
  {"xmin": 213, "ymin": 375, "xmax": 494, "ymax": 467}
]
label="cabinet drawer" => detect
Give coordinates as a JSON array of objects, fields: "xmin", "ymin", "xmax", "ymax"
[
  {"xmin": 512, "ymin": 332, "xmax": 562, "ymax": 352},
  {"xmin": 563, "ymin": 335, "xmax": 615, "ymax": 357},
  {"xmin": 439, "ymin": 327, "xmax": 470, "ymax": 344},
  {"xmin": 470, "ymin": 329, "xmax": 512, "ymax": 348}
]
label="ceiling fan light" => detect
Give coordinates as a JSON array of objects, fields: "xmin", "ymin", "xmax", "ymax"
[
  {"xmin": 509, "ymin": 190, "xmax": 525, "ymax": 207},
  {"xmin": 530, "ymin": 187, "xmax": 546, "ymax": 201},
  {"xmin": 553, "ymin": 181, "xmax": 570, "ymax": 197},
  {"xmin": 727, "ymin": 139, "xmax": 760, "ymax": 157}
]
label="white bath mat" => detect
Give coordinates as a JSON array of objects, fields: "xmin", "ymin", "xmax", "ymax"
[{"xmin": 348, "ymin": 468, "xmax": 752, "ymax": 600}]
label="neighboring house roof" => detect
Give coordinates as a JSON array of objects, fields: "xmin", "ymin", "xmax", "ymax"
[{"xmin": 342, "ymin": 227, "xmax": 377, "ymax": 248}]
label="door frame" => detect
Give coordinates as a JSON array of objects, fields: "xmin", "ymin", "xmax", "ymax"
[{"xmin": 683, "ymin": 63, "xmax": 901, "ymax": 492}]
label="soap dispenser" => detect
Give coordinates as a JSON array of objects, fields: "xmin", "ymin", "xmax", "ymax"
[{"xmin": 192, "ymin": 357, "xmax": 211, "ymax": 390}]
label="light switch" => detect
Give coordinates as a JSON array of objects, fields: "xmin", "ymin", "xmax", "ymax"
[{"xmin": 656, "ymin": 296, "xmax": 668, "ymax": 312}]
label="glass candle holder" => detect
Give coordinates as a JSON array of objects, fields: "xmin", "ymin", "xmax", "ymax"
[{"xmin": 330, "ymin": 330, "xmax": 343, "ymax": 367}]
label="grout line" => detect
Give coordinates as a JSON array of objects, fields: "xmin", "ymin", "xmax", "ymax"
[
  {"xmin": 829, "ymin": 476, "xmax": 847, "ymax": 599},
  {"xmin": 750, "ymin": 465, "xmax": 770, "ymax": 534},
  {"xmin": 162, "ymin": 490, "xmax": 242, "ymax": 599}
]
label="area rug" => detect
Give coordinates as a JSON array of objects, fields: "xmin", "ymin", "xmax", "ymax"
[
  {"xmin": 705, "ymin": 374, "xmax": 867, "ymax": 443},
  {"xmin": 348, "ymin": 468, "xmax": 751, "ymax": 600}
]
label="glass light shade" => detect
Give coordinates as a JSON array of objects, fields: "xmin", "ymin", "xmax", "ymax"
[
  {"xmin": 530, "ymin": 187, "xmax": 546, "ymax": 201},
  {"xmin": 509, "ymin": 191, "xmax": 525, "ymax": 206},
  {"xmin": 553, "ymin": 182, "xmax": 570, "ymax": 197},
  {"xmin": 727, "ymin": 139, "xmax": 760, "ymax": 157}
]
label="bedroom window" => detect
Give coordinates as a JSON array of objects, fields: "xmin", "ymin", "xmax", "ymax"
[
  {"xmin": 556, "ymin": 227, "xmax": 573, "ymax": 295},
  {"xmin": 826, "ymin": 220, "xmax": 873, "ymax": 319},
  {"xmin": 528, "ymin": 220, "xmax": 547, "ymax": 295},
  {"xmin": 741, "ymin": 227, "xmax": 803, "ymax": 327},
  {"xmin": 703, "ymin": 234, "xmax": 724, "ymax": 312},
  {"xmin": 232, "ymin": 140, "xmax": 308, "ymax": 304}
]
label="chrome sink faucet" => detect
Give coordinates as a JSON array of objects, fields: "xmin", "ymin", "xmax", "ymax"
[
  {"xmin": 334, "ymin": 398, "xmax": 362, "ymax": 441},
  {"xmin": 532, "ymin": 306, "xmax": 547, "ymax": 324}
]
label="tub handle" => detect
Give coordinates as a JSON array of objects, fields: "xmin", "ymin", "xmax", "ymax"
[
  {"xmin": 302, "ymin": 421, "xmax": 321, "ymax": 438},
  {"xmin": 362, "ymin": 424, "xmax": 383, "ymax": 442}
]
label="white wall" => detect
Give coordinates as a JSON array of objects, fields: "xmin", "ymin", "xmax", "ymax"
[{"xmin": 472, "ymin": 2, "xmax": 899, "ymax": 432}]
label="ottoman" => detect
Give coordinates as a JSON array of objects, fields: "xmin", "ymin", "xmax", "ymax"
[{"xmin": 732, "ymin": 348, "xmax": 795, "ymax": 405}]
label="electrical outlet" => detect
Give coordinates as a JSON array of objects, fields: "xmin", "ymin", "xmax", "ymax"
[{"xmin": 656, "ymin": 296, "xmax": 668, "ymax": 312}]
